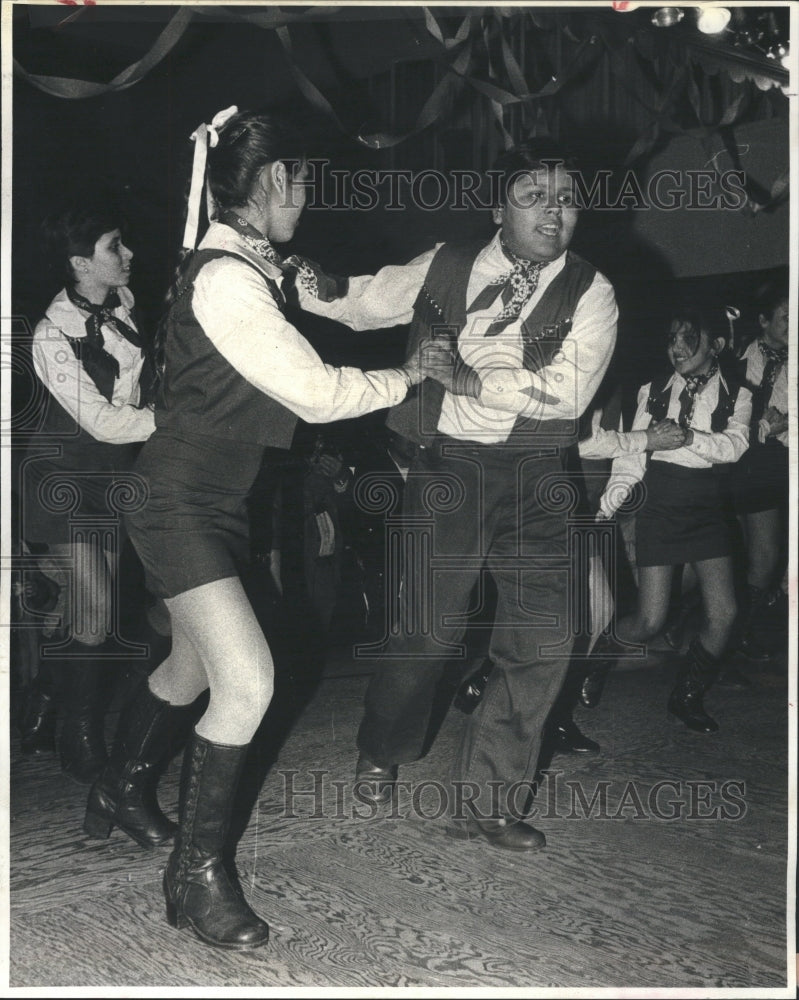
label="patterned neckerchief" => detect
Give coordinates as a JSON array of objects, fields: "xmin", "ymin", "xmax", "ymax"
[
  {"xmin": 676, "ymin": 362, "xmax": 719, "ymax": 428},
  {"xmin": 217, "ymin": 210, "xmax": 321, "ymax": 298},
  {"xmin": 467, "ymin": 234, "xmax": 549, "ymax": 336}
]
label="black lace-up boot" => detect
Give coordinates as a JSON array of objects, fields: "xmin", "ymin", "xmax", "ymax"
[{"xmin": 163, "ymin": 732, "xmax": 270, "ymax": 950}]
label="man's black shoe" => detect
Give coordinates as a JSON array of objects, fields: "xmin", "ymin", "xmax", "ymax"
[
  {"xmin": 447, "ymin": 814, "xmax": 546, "ymax": 852},
  {"xmin": 354, "ymin": 754, "xmax": 397, "ymax": 805},
  {"xmin": 580, "ymin": 667, "xmax": 610, "ymax": 709},
  {"xmin": 552, "ymin": 718, "xmax": 600, "ymax": 755},
  {"xmin": 452, "ymin": 658, "xmax": 494, "ymax": 715}
]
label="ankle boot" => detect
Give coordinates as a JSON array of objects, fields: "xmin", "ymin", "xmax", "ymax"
[
  {"xmin": 551, "ymin": 716, "xmax": 600, "ymax": 755},
  {"xmin": 667, "ymin": 638, "xmax": 720, "ymax": 733},
  {"xmin": 84, "ymin": 681, "xmax": 196, "ymax": 847},
  {"xmin": 19, "ymin": 683, "xmax": 57, "ymax": 755},
  {"xmin": 580, "ymin": 632, "xmax": 621, "ymax": 708},
  {"xmin": 60, "ymin": 661, "xmax": 108, "ymax": 784},
  {"xmin": 735, "ymin": 585, "xmax": 773, "ymax": 662},
  {"xmin": 164, "ymin": 732, "xmax": 270, "ymax": 950}
]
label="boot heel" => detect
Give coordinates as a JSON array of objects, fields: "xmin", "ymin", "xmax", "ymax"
[
  {"xmin": 165, "ymin": 898, "xmax": 188, "ymax": 929},
  {"xmin": 164, "ymin": 890, "xmax": 188, "ymax": 929},
  {"xmin": 83, "ymin": 808, "xmax": 113, "ymax": 839},
  {"xmin": 163, "ymin": 871, "xmax": 186, "ymax": 929}
]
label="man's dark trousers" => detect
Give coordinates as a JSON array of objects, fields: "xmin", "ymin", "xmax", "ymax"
[{"xmin": 357, "ymin": 436, "xmax": 575, "ymax": 819}]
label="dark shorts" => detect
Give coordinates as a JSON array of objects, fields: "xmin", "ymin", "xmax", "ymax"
[
  {"xmin": 125, "ymin": 429, "xmax": 263, "ymax": 599},
  {"xmin": 635, "ymin": 461, "xmax": 734, "ymax": 567}
]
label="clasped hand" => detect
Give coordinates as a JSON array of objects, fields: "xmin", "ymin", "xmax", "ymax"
[
  {"xmin": 402, "ymin": 338, "xmax": 459, "ymax": 391},
  {"xmin": 646, "ymin": 418, "xmax": 689, "ymax": 451},
  {"xmin": 759, "ymin": 406, "xmax": 788, "ymax": 442}
]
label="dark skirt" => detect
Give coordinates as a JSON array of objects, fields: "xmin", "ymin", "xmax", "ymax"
[
  {"xmin": 20, "ymin": 445, "xmax": 140, "ymax": 549},
  {"xmin": 731, "ymin": 439, "xmax": 789, "ymax": 514},
  {"xmin": 125, "ymin": 428, "xmax": 265, "ymax": 599},
  {"xmin": 635, "ymin": 460, "xmax": 734, "ymax": 567}
]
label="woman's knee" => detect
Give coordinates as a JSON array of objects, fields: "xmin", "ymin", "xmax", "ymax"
[
  {"xmin": 224, "ymin": 668, "xmax": 275, "ymax": 728},
  {"xmin": 705, "ymin": 601, "xmax": 738, "ymax": 635},
  {"xmin": 633, "ymin": 611, "xmax": 668, "ymax": 639}
]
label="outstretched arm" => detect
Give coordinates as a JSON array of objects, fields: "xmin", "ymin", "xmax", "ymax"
[
  {"xmin": 295, "ymin": 247, "xmax": 438, "ymax": 331},
  {"xmin": 596, "ymin": 383, "xmax": 652, "ymax": 519},
  {"xmin": 193, "ymin": 257, "xmax": 420, "ymax": 424}
]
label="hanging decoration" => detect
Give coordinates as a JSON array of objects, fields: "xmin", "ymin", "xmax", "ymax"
[
  {"xmin": 13, "ymin": 7, "xmax": 194, "ymax": 99},
  {"xmin": 13, "ymin": 4, "xmax": 789, "ymax": 162}
]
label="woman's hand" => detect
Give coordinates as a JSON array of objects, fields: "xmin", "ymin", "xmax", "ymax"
[
  {"xmin": 645, "ymin": 419, "xmax": 687, "ymax": 451},
  {"xmin": 416, "ymin": 340, "xmax": 458, "ymax": 390},
  {"xmin": 764, "ymin": 407, "xmax": 788, "ymax": 437},
  {"xmin": 399, "ymin": 339, "xmax": 454, "ymax": 387}
]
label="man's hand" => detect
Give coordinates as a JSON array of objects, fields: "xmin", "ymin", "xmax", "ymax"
[
  {"xmin": 646, "ymin": 419, "xmax": 687, "ymax": 451},
  {"xmin": 312, "ymin": 452, "xmax": 343, "ymax": 479}
]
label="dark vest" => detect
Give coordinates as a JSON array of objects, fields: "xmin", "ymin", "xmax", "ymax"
[
  {"xmin": 31, "ymin": 302, "xmax": 151, "ymax": 478},
  {"xmin": 31, "ymin": 392, "xmax": 139, "ymax": 479},
  {"xmin": 156, "ymin": 249, "xmax": 297, "ymax": 449},
  {"xmin": 60, "ymin": 305, "xmax": 157, "ymax": 408},
  {"xmin": 386, "ymin": 240, "xmax": 597, "ymax": 447},
  {"xmin": 645, "ymin": 370, "xmax": 740, "ymax": 432},
  {"xmin": 646, "ymin": 369, "xmax": 742, "ymax": 475},
  {"xmin": 737, "ymin": 349, "xmax": 779, "ymax": 428}
]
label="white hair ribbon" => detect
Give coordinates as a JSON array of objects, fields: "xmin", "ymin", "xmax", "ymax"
[
  {"xmin": 725, "ymin": 305, "xmax": 741, "ymax": 344},
  {"xmin": 206, "ymin": 104, "xmax": 238, "ymax": 148},
  {"xmin": 182, "ymin": 105, "xmax": 239, "ymax": 250}
]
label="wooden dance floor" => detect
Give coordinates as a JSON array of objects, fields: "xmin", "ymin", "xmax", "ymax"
[{"xmin": 8, "ymin": 623, "xmax": 791, "ymax": 990}]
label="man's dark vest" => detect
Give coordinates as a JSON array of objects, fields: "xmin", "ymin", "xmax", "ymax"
[
  {"xmin": 156, "ymin": 249, "xmax": 298, "ymax": 449},
  {"xmin": 386, "ymin": 240, "xmax": 597, "ymax": 447}
]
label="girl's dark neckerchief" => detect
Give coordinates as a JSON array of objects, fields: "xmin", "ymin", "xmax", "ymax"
[
  {"xmin": 677, "ymin": 361, "xmax": 719, "ymax": 429},
  {"xmin": 63, "ymin": 286, "xmax": 149, "ymax": 403},
  {"xmin": 66, "ymin": 285, "xmax": 143, "ymax": 352},
  {"xmin": 757, "ymin": 338, "xmax": 788, "ymax": 389}
]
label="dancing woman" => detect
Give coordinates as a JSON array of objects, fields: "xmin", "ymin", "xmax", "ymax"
[
  {"xmin": 595, "ymin": 305, "xmax": 751, "ymax": 733},
  {"xmin": 84, "ymin": 107, "xmax": 432, "ymax": 950},
  {"xmin": 732, "ymin": 282, "xmax": 789, "ymax": 659},
  {"xmin": 22, "ymin": 206, "xmax": 156, "ymax": 780}
]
